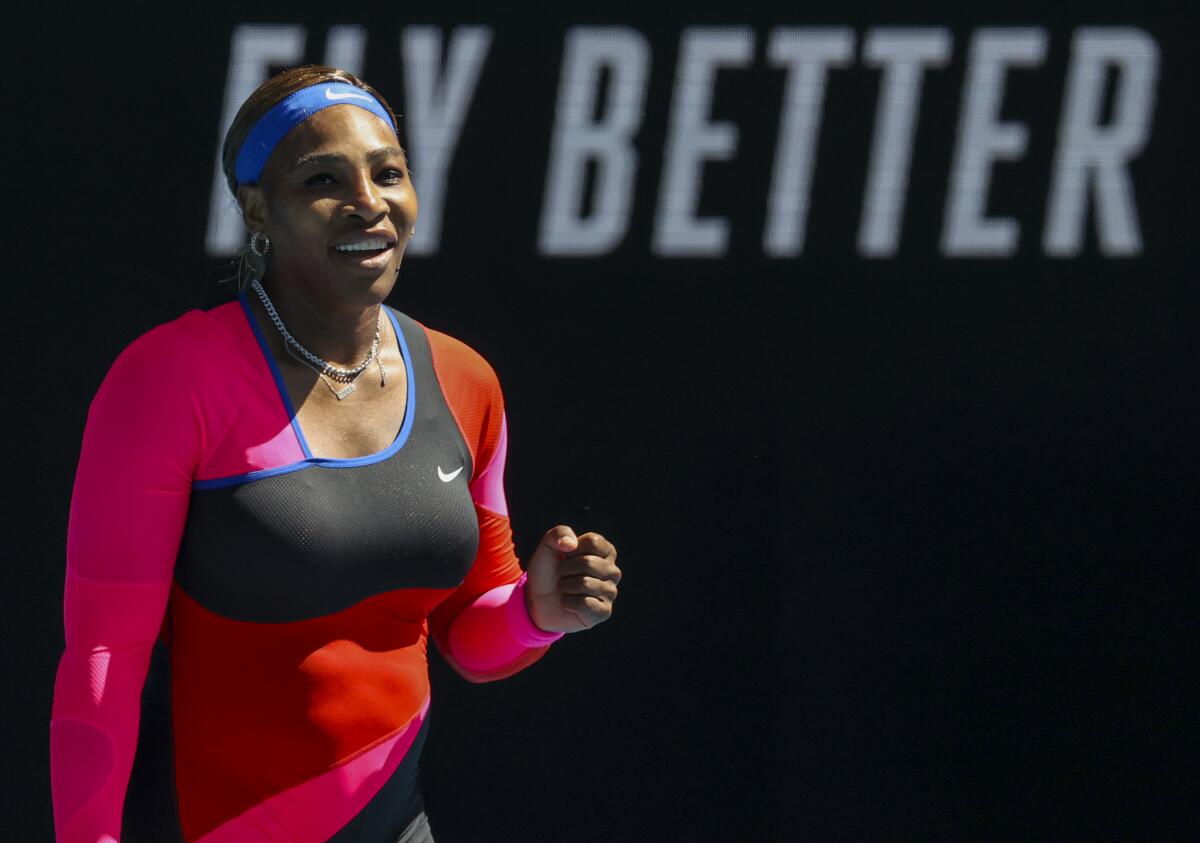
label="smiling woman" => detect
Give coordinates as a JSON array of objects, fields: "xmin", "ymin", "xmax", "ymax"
[{"xmin": 49, "ymin": 65, "xmax": 621, "ymax": 843}]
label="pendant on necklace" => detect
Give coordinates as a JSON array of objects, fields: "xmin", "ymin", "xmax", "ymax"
[{"xmin": 334, "ymin": 382, "xmax": 356, "ymax": 400}]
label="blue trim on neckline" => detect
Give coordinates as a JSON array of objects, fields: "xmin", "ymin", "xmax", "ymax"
[
  {"xmin": 239, "ymin": 293, "xmax": 313, "ymax": 458},
  {"xmin": 192, "ymin": 295, "xmax": 416, "ymax": 490}
]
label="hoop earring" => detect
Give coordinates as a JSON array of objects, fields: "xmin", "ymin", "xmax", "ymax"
[{"xmin": 249, "ymin": 231, "xmax": 271, "ymax": 257}]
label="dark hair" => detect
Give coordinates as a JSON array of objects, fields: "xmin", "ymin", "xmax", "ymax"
[{"xmin": 219, "ymin": 65, "xmax": 400, "ymax": 290}]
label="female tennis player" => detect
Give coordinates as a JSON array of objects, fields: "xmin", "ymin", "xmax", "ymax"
[{"xmin": 50, "ymin": 64, "xmax": 620, "ymax": 843}]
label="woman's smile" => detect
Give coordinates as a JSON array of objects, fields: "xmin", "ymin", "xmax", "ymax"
[{"xmin": 331, "ymin": 230, "xmax": 399, "ymax": 271}]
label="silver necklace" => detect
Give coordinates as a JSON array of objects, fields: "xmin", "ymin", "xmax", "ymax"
[
  {"xmin": 250, "ymin": 278, "xmax": 386, "ymax": 400},
  {"xmin": 283, "ymin": 336, "xmax": 386, "ymax": 400}
]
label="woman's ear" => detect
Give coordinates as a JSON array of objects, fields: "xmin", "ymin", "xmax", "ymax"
[{"xmin": 237, "ymin": 185, "xmax": 268, "ymax": 233}]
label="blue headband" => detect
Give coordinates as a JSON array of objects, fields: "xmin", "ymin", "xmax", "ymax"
[{"xmin": 234, "ymin": 81, "xmax": 396, "ymax": 186}]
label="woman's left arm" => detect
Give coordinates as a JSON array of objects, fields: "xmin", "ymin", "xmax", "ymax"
[
  {"xmin": 427, "ymin": 414, "xmax": 620, "ymax": 682},
  {"xmin": 423, "ymin": 327, "xmax": 620, "ymax": 681}
]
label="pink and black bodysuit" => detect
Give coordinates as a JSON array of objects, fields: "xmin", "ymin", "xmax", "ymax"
[{"xmin": 51, "ymin": 295, "xmax": 561, "ymax": 842}]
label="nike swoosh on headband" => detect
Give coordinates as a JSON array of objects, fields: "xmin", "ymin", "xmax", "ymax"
[{"xmin": 325, "ymin": 87, "xmax": 374, "ymax": 101}]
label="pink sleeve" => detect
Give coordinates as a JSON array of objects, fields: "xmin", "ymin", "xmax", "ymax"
[
  {"xmin": 51, "ymin": 321, "xmax": 203, "ymax": 842},
  {"xmin": 432, "ymin": 414, "xmax": 564, "ymax": 682},
  {"xmin": 445, "ymin": 571, "xmax": 564, "ymax": 675}
]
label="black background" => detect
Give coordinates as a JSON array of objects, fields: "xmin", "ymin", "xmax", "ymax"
[{"xmin": 7, "ymin": 1, "xmax": 1197, "ymax": 839}]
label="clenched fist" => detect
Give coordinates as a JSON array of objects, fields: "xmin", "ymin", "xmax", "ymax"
[{"xmin": 524, "ymin": 526, "xmax": 621, "ymax": 633}]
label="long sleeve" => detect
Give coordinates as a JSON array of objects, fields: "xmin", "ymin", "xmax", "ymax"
[
  {"xmin": 51, "ymin": 321, "xmax": 204, "ymax": 843},
  {"xmin": 429, "ymin": 414, "xmax": 563, "ymax": 681},
  {"xmin": 422, "ymin": 326, "xmax": 563, "ymax": 682}
]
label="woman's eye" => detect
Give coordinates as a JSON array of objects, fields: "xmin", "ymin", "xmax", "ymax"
[
  {"xmin": 304, "ymin": 173, "xmax": 334, "ymax": 186},
  {"xmin": 379, "ymin": 168, "xmax": 406, "ymax": 184}
]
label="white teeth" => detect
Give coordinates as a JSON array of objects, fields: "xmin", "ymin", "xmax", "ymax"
[{"xmin": 335, "ymin": 238, "xmax": 391, "ymax": 252}]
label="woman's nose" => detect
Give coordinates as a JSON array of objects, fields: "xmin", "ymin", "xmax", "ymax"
[{"xmin": 344, "ymin": 172, "xmax": 388, "ymax": 218}]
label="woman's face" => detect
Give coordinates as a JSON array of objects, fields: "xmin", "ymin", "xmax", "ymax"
[{"xmin": 242, "ymin": 104, "xmax": 418, "ymax": 305}]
